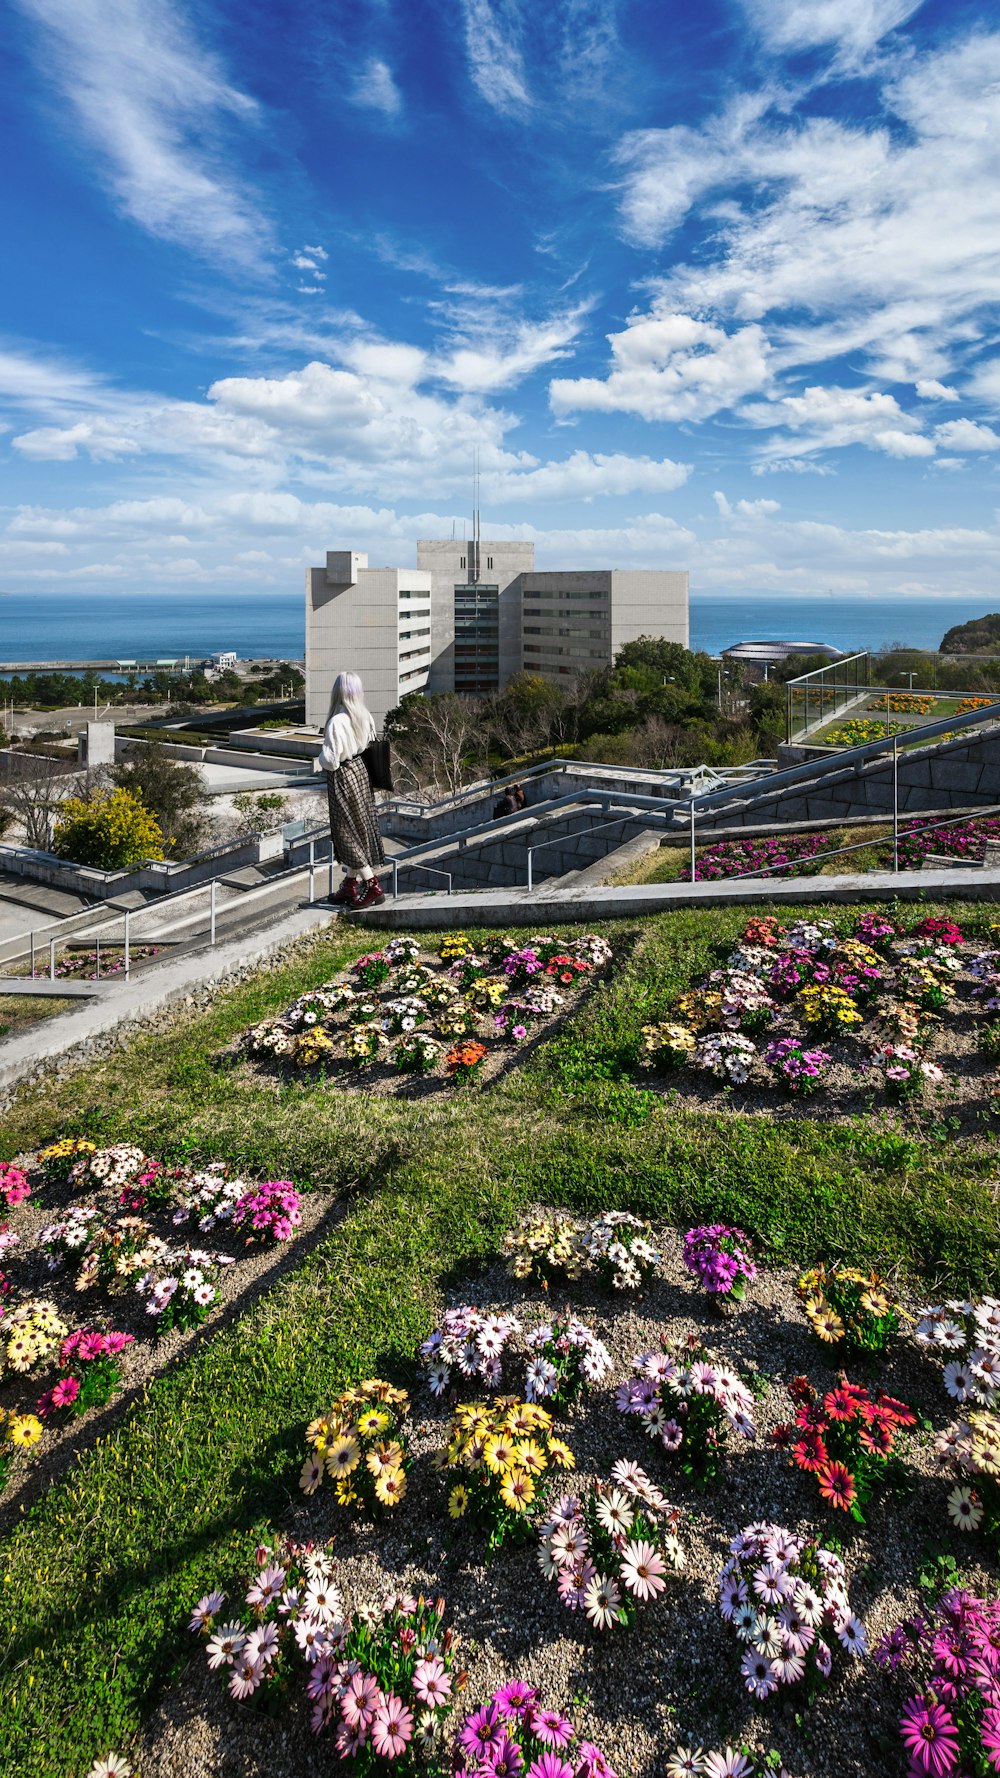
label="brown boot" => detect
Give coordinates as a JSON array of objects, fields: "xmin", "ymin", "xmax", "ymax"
[
  {"xmin": 355, "ymin": 879, "xmax": 385, "ymax": 909},
  {"xmin": 330, "ymin": 877, "xmax": 359, "ymax": 906}
]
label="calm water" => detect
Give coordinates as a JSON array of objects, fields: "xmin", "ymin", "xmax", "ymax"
[{"xmin": 0, "ymin": 588, "xmax": 990, "ymax": 665}]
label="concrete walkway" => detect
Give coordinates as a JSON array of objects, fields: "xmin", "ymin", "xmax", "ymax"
[
  {"xmin": 353, "ymin": 864, "xmax": 1000, "ymax": 931},
  {"xmin": 0, "ymin": 898, "xmax": 338, "ymax": 1099}
]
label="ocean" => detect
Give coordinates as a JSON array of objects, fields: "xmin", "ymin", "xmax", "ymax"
[{"xmin": 0, "ymin": 588, "xmax": 991, "ymax": 667}]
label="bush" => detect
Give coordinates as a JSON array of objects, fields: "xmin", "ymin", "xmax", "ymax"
[{"xmin": 53, "ymin": 789, "xmax": 164, "ymax": 870}]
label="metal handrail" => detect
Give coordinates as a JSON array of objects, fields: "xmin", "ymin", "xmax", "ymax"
[
  {"xmin": 390, "ymin": 860, "xmax": 453, "ymax": 898},
  {"xmin": 690, "ymin": 700, "xmax": 1000, "ymax": 815}
]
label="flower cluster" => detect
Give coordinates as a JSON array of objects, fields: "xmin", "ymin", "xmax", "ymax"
[
  {"xmin": 452, "ymin": 1686, "xmax": 617, "ymax": 1778},
  {"xmin": 439, "ymin": 1399, "xmax": 574, "ymax": 1550},
  {"xmin": 353, "ymin": 950, "xmax": 393, "ymax": 989},
  {"xmin": 445, "ymin": 1040, "xmax": 488, "ymax": 1083},
  {"xmin": 37, "ymin": 1326, "xmax": 135, "ymax": 1418},
  {"xmin": 537, "ymin": 1463, "xmax": 685, "ymax": 1631},
  {"xmin": 421, "ymin": 1307, "xmax": 522, "ymax": 1396},
  {"xmin": 577, "ymin": 1211, "xmax": 661, "ymax": 1292},
  {"xmin": 764, "ymin": 1036, "xmax": 833, "ymax": 1095},
  {"xmin": 864, "ymin": 1044, "xmax": 945, "ymax": 1097},
  {"xmin": 695, "ymin": 1032, "xmax": 757, "ymax": 1085},
  {"xmin": 231, "ymin": 1180, "xmax": 302, "ymax": 1242},
  {"xmin": 69, "ymin": 1145, "xmax": 148, "ymax": 1191},
  {"xmin": 0, "ymin": 1406, "xmax": 43, "ymax": 1480},
  {"xmin": 683, "ymin": 1225, "xmax": 757, "ymax": 1303},
  {"xmin": 933, "ymin": 1407, "xmax": 1000, "ymax": 1541},
  {"xmin": 797, "ymin": 1262, "xmax": 901, "ymax": 1353},
  {"xmin": 505, "ymin": 1214, "xmax": 584, "ymax": 1287},
  {"xmin": 344, "ymin": 1024, "xmax": 389, "ymax": 1065},
  {"xmin": 439, "ymin": 932, "xmax": 473, "ymax": 961},
  {"xmin": 874, "ymin": 1589, "xmax": 1000, "ymax": 1778},
  {"xmin": 916, "ymin": 1296, "xmax": 1000, "ymax": 1409},
  {"xmin": 853, "ymin": 909, "xmax": 898, "ymax": 948},
  {"xmin": 666, "ymin": 1749, "xmax": 785, "ymax": 1778},
  {"xmin": 522, "ymin": 1313, "xmax": 612, "ymax": 1408},
  {"xmin": 36, "ymin": 1137, "xmax": 96, "ymax": 1184},
  {"xmin": 826, "ymin": 717, "xmax": 906, "ymax": 745},
  {"xmin": 796, "ymin": 983, "xmax": 863, "ymax": 1033},
  {"xmin": 300, "ymin": 1378, "xmax": 411, "ymax": 1512},
  {"xmin": 393, "ymin": 1031, "xmax": 444, "ymax": 1072},
  {"xmin": 37, "ymin": 1203, "xmax": 100, "ymax": 1271},
  {"xmin": 617, "ymin": 1338, "xmax": 756, "ymax": 1488},
  {"xmin": 774, "ymin": 1375, "xmax": 914, "ymax": 1521},
  {"xmin": 3, "ymin": 1299, "xmax": 68, "ymax": 1374},
  {"xmin": 0, "ymin": 1163, "xmax": 30, "ymax": 1207},
  {"xmin": 640, "ymin": 1022, "xmax": 697, "ymax": 1068},
  {"xmin": 692, "ymin": 833, "xmax": 834, "ymax": 882},
  {"xmin": 193, "ymin": 1542, "xmax": 462, "ymax": 1763},
  {"xmin": 134, "ymin": 1245, "xmax": 232, "ymax": 1328},
  {"xmin": 170, "ymin": 1164, "xmax": 247, "ymax": 1232},
  {"xmin": 719, "ymin": 1522, "xmax": 866, "ymax": 1698}
]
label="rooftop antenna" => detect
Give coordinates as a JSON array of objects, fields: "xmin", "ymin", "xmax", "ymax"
[{"xmin": 471, "ymin": 448, "xmax": 481, "ymax": 583}]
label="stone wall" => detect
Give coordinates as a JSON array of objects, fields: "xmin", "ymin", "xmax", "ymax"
[{"xmin": 392, "ymin": 807, "xmax": 657, "ymax": 893}]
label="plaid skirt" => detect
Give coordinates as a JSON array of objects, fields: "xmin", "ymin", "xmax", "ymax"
[{"xmin": 326, "ymin": 756, "xmax": 386, "ymax": 872}]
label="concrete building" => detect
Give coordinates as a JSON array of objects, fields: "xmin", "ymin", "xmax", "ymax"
[{"xmin": 305, "ymin": 540, "xmax": 689, "ymax": 727}]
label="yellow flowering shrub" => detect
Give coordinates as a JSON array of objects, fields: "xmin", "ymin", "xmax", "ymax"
[
  {"xmin": 292, "ymin": 1027, "xmax": 338, "ymax": 1068},
  {"xmin": 796, "ymin": 984, "xmax": 863, "ymax": 1032},
  {"xmin": 640, "ymin": 1022, "xmax": 697, "ymax": 1068},
  {"xmin": 3, "ymin": 1300, "xmax": 68, "ymax": 1374},
  {"xmin": 300, "ymin": 1378, "xmax": 411, "ymax": 1512},
  {"xmin": 504, "ymin": 1213, "xmax": 584, "ymax": 1287},
  {"xmin": 436, "ymin": 1398, "xmax": 574, "ymax": 1550},
  {"xmin": 798, "ymin": 1263, "xmax": 901, "ymax": 1354},
  {"xmin": 673, "ymin": 989, "xmax": 723, "ymax": 1032},
  {"xmin": 37, "ymin": 1137, "xmax": 96, "ymax": 1184},
  {"xmin": 439, "ymin": 933, "xmax": 473, "ymax": 960},
  {"xmin": 53, "ymin": 787, "xmax": 165, "ymax": 870}
]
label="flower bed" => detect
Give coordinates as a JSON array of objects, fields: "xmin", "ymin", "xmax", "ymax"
[
  {"xmin": 640, "ymin": 907, "xmax": 1000, "ymax": 1122},
  {"xmin": 691, "ymin": 834, "xmax": 834, "ymax": 883},
  {"xmin": 237, "ymin": 930, "xmax": 614, "ymax": 1092},
  {"xmin": 0, "ymin": 1140, "xmax": 315, "ymax": 1502}
]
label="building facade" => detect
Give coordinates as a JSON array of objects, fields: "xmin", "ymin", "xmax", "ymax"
[{"xmin": 305, "ymin": 541, "xmax": 689, "ymax": 727}]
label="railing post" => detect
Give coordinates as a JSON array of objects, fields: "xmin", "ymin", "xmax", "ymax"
[
  {"xmin": 210, "ymin": 878, "xmax": 217, "ymax": 946},
  {"xmin": 308, "ymin": 860, "xmax": 315, "ymax": 903},
  {"xmin": 95, "ymin": 938, "xmax": 100, "ymax": 980},
  {"xmin": 527, "ymin": 848, "xmax": 534, "ymax": 893},
  {"xmin": 49, "ymin": 938, "xmax": 56, "ymax": 981},
  {"xmin": 328, "ymin": 853, "xmax": 334, "ymax": 900},
  {"xmin": 690, "ymin": 802, "xmax": 696, "ymax": 882},
  {"xmin": 392, "ymin": 859, "xmax": 398, "ymax": 899},
  {"xmin": 29, "ymin": 930, "xmax": 35, "ymax": 979},
  {"xmin": 892, "ymin": 736, "xmax": 899, "ymax": 873},
  {"xmin": 124, "ymin": 909, "xmax": 130, "ymax": 980}
]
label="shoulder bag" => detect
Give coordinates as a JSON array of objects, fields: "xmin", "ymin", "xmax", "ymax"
[{"xmin": 361, "ymin": 732, "xmax": 394, "ymax": 793}]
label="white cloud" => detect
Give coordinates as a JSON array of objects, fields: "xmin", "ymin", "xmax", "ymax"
[
  {"xmin": 459, "ymin": 0, "xmax": 530, "ymax": 115},
  {"xmin": 487, "ymin": 451, "xmax": 691, "ymax": 502},
  {"xmin": 743, "ymin": 383, "xmax": 934, "ymax": 458},
  {"xmin": 916, "ymin": 379, "xmax": 959, "ymax": 402},
  {"xmin": 302, "ymin": 244, "xmax": 328, "ymax": 260},
  {"xmin": 934, "ymin": 419, "xmax": 1000, "ymax": 452},
  {"xmin": 742, "ymin": 0, "xmax": 923, "ymax": 57},
  {"xmin": 431, "ymin": 304, "xmax": 590, "ymax": 393},
  {"xmin": 550, "ymin": 310, "xmax": 771, "ymax": 422},
  {"xmin": 13, "ymin": 0, "xmax": 269, "ymax": 264},
  {"xmin": 350, "ymin": 56, "xmax": 402, "ymax": 117},
  {"xmin": 613, "ymin": 32, "xmax": 1000, "ymax": 392},
  {"xmin": 714, "ymin": 491, "xmax": 781, "ymax": 518}
]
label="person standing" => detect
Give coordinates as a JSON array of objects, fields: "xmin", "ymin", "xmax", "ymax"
[{"xmin": 318, "ymin": 672, "xmax": 385, "ymax": 908}]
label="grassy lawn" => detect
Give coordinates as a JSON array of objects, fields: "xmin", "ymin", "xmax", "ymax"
[
  {"xmin": 2, "ymin": 902, "xmax": 1000, "ymax": 1773},
  {"xmin": 0, "ymin": 993, "xmax": 81, "ymax": 1042}
]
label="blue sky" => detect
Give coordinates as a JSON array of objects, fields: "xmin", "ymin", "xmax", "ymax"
[{"xmin": 2, "ymin": 0, "xmax": 1000, "ymax": 611}]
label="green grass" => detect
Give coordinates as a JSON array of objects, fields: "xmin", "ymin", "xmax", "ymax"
[
  {"xmin": 2, "ymin": 900, "xmax": 1000, "ymax": 1773},
  {"xmin": 0, "ymin": 993, "xmax": 80, "ymax": 1041}
]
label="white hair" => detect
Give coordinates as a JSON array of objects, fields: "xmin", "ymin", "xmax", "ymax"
[{"xmin": 326, "ymin": 671, "xmax": 374, "ymax": 753}]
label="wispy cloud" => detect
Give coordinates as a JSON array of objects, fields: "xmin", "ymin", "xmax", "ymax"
[
  {"xmin": 458, "ymin": 0, "xmax": 531, "ymax": 115},
  {"xmin": 742, "ymin": 0, "xmax": 924, "ymax": 59},
  {"xmin": 350, "ymin": 55, "xmax": 403, "ymax": 118},
  {"xmin": 12, "ymin": 0, "xmax": 271, "ymax": 266}
]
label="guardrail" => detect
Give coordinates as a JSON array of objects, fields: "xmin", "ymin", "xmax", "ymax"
[{"xmin": 681, "ymin": 801, "xmax": 1000, "ymax": 886}]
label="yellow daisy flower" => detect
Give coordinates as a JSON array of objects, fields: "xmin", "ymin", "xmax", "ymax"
[
  {"xmin": 8, "ymin": 1414, "xmax": 42, "ymax": 1449},
  {"xmin": 374, "ymin": 1466, "xmax": 407, "ymax": 1507},
  {"xmin": 499, "ymin": 1469, "xmax": 535, "ymax": 1514},
  {"xmin": 325, "ymin": 1434, "xmax": 361, "ymax": 1477},
  {"xmin": 448, "ymin": 1483, "xmax": 469, "ymax": 1519},
  {"xmin": 366, "ymin": 1440, "xmax": 404, "ymax": 1479},
  {"xmin": 547, "ymin": 1437, "xmax": 575, "ymax": 1470}
]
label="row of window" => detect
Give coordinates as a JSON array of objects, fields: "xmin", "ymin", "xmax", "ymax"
[
  {"xmin": 399, "ymin": 665, "xmax": 430, "ymax": 684},
  {"xmin": 523, "ymin": 625, "xmax": 608, "ymax": 640},
  {"xmin": 398, "ymin": 627, "xmax": 431, "ymax": 641},
  {"xmin": 523, "ymin": 643, "xmax": 609, "ymax": 662},
  {"xmin": 521, "ymin": 589, "xmax": 607, "ymax": 602}
]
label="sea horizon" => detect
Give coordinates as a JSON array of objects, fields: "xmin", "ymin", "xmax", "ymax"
[{"xmin": 0, "ymin": 587, "xmax": 995, "ymax": 667}]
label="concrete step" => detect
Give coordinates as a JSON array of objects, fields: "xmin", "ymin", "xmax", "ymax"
[{"xmin": 0, "ymin": 878, "xmax": 92, "ymax": 917}]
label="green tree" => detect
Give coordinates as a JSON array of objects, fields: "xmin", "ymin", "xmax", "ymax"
[
  {"xmin": 109, "ymin": 742, "xmax": 209, "ymax": 857},
  {"xmin": 53, "ymin": 788, "xmax": 164, "ymax": 870}
]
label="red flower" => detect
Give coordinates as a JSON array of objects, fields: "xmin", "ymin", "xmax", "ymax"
[
  {"xmin": 823, "ymin": 1386, "xmax": 859, "ymax": 1422},
  {"xmin": 858, "ymin": 1422, "xmax": 893, "ymax": 1458},
  {"xmin": 876, "ymin": 1391, "xmax": 916, "ymax": 1427},
  {"xmin": 794, "ymin": 1402, "xmax": 828, "ymax": 1435},
  {"xmin": 771, "ymin": 1423, "xmax": 792, "ymax": 1448},
  {"xmin": 788, "ymin": 1375, "xmax": 814, "ymax": 1404},
  {"xmin": 817, "ymin": 1461, "xmax": 857, "ymax": 1511},
  {"xmin": 792, "ymin": 1433, "xmax": 829, "ymax": 1474}
]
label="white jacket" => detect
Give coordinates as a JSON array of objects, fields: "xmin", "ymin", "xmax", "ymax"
[{"xmin": 317, "ymin": 710, "xmax": 375, "ymax": 772}]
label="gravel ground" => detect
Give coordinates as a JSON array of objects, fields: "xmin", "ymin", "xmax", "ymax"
[
  {"xmin": 0, "ymin": 1158, "xmax": 343, "ymax": 1530},
  {"xmin": 140, "ymin": 1231, "xmax": 998, "ymax": 1778}
]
